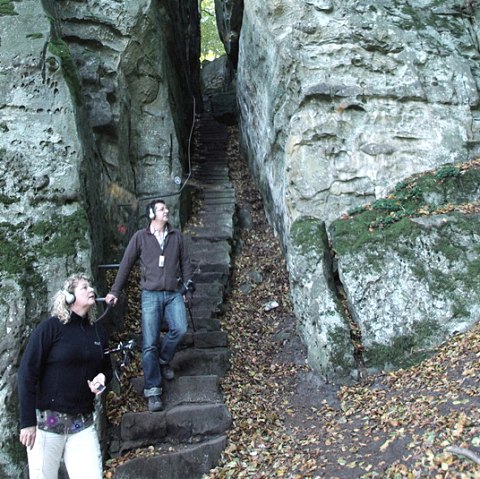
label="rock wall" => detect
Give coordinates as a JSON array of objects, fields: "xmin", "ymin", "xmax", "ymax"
[
  {"xmin": 230, "ymin": 0, "xmax": 480, "ymax": 379},
  {"xmin": 56, "ymin": 0, "xmax": 201, "ymax": 244},
  {"xmin": 332, "ymin": 163, "xmax": 480, "ymax": 373},
  {"xmin": 0, "ymin": 0, "xmax": 199, "ymax": 475}
]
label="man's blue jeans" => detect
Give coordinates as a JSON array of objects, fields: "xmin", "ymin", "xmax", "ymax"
[{"xmin": 141, "ymin": 290, "xmax": 187, "ymax": 397}]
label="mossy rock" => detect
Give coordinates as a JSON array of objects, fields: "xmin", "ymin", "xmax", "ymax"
[
  {"xmin": 0, "ymin": 0, "xmax": 17, "ymax": 16},
  {"xmin": 290, "ymin": 216, "xmax": 327, "ymax": 257},
  {"xmin": 364, "ymin": 319, "xmax": 442, "ymax": 370},
  {"xmin": 333, "ymin": 160, "xmax": 480, "ymax": 257},
  {"xmin": 48, "ymin": 38, "xmax": 83, "ymax": 105},
  {"xmin": 0, "ymin": 210, "xmax": 90, "ymax": 279}
]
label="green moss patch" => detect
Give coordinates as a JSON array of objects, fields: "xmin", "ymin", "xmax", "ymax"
[
  {"xmin": 0, "ymin": 210, "xmax": 89, "ymax": 276},
  {"xmin": 327, "ymin": 325, "xmax": 354, "ymax": 371},
  {"xmin": 290, "ymin": 216, "xmax": 327, "ymax": 256},
  {"xmin": 364, "ymin": 319, "xmax": 442, "ymax": 370},
  {"xmin": 333, "ymin": 160, "xmax": 480, "ymax": 257},
  {"xmin": 0, "ymin": 0, "xmax": 17, "ymax": 16},
  {"xmin": 48, "ymin": 38, "xmax": 82, "ymax": 105},
  {"xmin": 26, "ymin": 32, "xmax": 44, "ymax": 40}
]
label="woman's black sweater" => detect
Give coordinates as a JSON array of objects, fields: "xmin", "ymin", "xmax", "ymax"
[{"xmin": 18, "ymin": 312, "xmax": 112, "ymax": 429}]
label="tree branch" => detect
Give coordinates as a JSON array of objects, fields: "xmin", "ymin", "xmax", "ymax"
[{"xmin": 446, "ymin": 446, "xmax": 480, "ymax": 465}]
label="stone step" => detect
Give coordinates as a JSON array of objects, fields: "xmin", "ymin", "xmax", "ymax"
[
  {"xmin": 128, "ymin": 375, "xmax": 223, "ymax": 408},
  {"xmin": 198, "ymin": 202, "xmax": 235, "ymax": 213},
  {"xmin": 172, "ymin": 347, "xmax": 231, "ymax": 377},
  {"xmin": 192, "ymin": 330, "xmax": 228, "ymax": 348},
  {"xmin": 110, "ymin": 375, "xmax": 231, "ymax": 455},
  {"xmin": 193, "ymin": 281, "xmax": 225, "ymax": 297},
  {"xmin": 114, "ymin": 403, "xmax": 231, "ymax": 453},
  {"xmin": 182, "ymin": 330, "xmax": 228, "ymax": 348},
  {"xmin": 192, "ymin": 177, "xmax": 231, "ymax": 186},
  {"xmin": 193, "ymin": 165, "xmax": 229, "ymax": 172},
  {"xmin": 196, "ymin": 208, "xmax": 234, "ymax": 219},
  {"xmin": 113, "ymin": 435, "xmax": 228, "ymax": 479},
  {"xmin": 193, "ymin": 203, "xmax": 234, "ymax": 213},
  {"xmin": 191, "ymin": 261, "xmax": 231, "ymax": 276},
  {"xmin": 193, "ymin": 270, "xmax": 230, "ymax": 287},
  {"xmin": 189, "ymin": 294, "xmax": 223, "ymax": 313},
  {"xmin": 187, "ymin": 237, "xmax": 231, "ymax": 258},
  {"xmin": 187, "ymin": 226, "xmax": 233, "ymax": 241},
  {"xmin": 201, "ymin": 190, "xmax": 235, "ymax": 198},
  {"xmin": 194, "ymin": 218, "xmax": 234, "ymax": 232},
  {"xmin": 188, "ymin": 313, "xmax": 222, "ymax": 332},
  {"xmin": 107, "ymin": 112, "xmax": 234, "ymax": 477}
]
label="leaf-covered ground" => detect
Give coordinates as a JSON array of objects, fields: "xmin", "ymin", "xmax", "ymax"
[
  {"xmin": 104, "ymin": 124, "xmax": 480, "ymax": 478},
  {"xmin": 203, "ymin": 126, "xmax": 480, "ymax": 479}
]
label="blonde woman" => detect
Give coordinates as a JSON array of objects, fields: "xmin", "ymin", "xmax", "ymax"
[{"xmin": 18, "ymin": 274, "xmax": 112, "ymax": 479}]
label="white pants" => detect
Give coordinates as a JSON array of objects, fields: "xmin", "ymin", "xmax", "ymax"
[{"xmin": 27, "ymin": 425, "xmax": 102, "ymax": 479}]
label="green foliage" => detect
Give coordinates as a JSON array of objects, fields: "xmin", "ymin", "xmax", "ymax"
[
  {"xmin": 365, "ymin": 320, "xmax": 441, "ymax": 370},
  {"xmin": 327, "ymin": 325, "xmax": 354, "ymax": 371},
  {"xmin": 0, "ymin": 194, "xmax": 19, "ymax": 205},
  {"xmin": 0, "ymin": 0, "xmax": 16, "ymax": 16},
  {"xmin": 200, "ymin": 0, "xmax": 225, "ymax": 61},
  {"xmin": 3, "ymin": 436, "xmax": 26, "ymax": 471},
  {"xmin": 30, "ymin": 210, "xmax": 89, "ymax": 257},
  {"xmin": 372, "ymin": 198, "xmax": 401, "ymax": 212},
  {"xmin": 0, "ymin": 225, "xmax": 29, "ymax": 275}
]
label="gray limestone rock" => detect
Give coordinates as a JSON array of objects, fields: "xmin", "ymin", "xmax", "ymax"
[
  {"xmin": 0, "ymin": 0, "xmax": 200, "ymax": 475},
  {"xmin": 232, "ymin": 0, "xmax": 480, "ymax": 379}
]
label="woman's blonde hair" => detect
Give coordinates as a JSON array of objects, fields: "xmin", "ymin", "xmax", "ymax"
[{"xmin": 51, "ymin": 274, "xmax": 96, "ymax": 325}]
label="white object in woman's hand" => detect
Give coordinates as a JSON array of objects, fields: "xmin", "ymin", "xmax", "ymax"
[{"xmin": 88, "ymin": 373, "xmax": 106, "ymax": 395}]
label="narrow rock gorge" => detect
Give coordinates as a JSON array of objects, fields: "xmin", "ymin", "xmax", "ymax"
[{"xmin": 1, "ymin": 0, "xmax": 480, "ymax": 476}]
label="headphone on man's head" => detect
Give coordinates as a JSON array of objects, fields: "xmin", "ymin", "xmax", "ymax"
[
  {"xmin": 148, "ymin": 200, "xmax": 165, "ymax": 221},
  {"xmin": 148, "ymin": 202, "xmax": 156, "ymax": 220}
]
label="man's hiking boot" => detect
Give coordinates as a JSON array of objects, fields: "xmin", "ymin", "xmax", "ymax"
[
  {"xmin": 161, "ymin": 363, "xmax": 175, "ymax": 381},
  {"xmin": 148, "ymin": 395, "xmax": 163, "ymax": 412}
]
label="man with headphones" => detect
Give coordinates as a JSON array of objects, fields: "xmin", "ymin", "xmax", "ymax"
[{"xmin": 105, "ymin": 199, "xmax": 193, "ymax": 412}]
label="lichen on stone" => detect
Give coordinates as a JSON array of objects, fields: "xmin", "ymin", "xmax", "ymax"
[
  {"xmin": 290, "ymin": 216, "xmax": 327, "ymax": 257},
  {"xmin": 0, "ymin": 210, "xmax": 89, "ymax": 276},
  {"xmin": 0, "ymin": 0, "xmax": 17, "ymax": 16},
  {"xmin": 48, "ymin": 38, "xmax": 83, "ymax": 105}
]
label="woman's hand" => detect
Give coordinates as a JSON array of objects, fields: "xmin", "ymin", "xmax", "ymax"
[
  {"xmin": 88, "ymin": 373, "xmax": 106, "ymax": 395},
  {"xmin": 19, "ymin": 426, "xmax": 36, "ymax": 449}
]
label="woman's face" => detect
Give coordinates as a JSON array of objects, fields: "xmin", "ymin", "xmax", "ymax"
[{"xmin": 73, "ymin": 279, "xmax": 96, "ymax": 309}]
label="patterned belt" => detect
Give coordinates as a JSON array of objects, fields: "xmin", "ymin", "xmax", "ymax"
[{"xmin": 36, "ymin": 409, "xmax": 94, "ymax": 435}]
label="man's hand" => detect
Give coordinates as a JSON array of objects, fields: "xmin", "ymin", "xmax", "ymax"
[
  {"xmin": 184, "ymin": 290, "xmax": 193, "ymax": 305},
  {"xmin": 105, "ymin": 293, "xmax": 118, "ymax": 306},
  {"xmin": 19, "ymin": 426, "xmax": 36, "ymax": 449}
]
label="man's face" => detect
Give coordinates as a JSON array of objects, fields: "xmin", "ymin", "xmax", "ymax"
[{"xmin": 154, "ymin": 202, "xmax": 169, "ymax": 221}]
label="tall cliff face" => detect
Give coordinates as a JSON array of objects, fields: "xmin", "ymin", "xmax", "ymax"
[
  {"xmin": 56, "ymin": 0, "xmax": 200, "ymax": 233},
  {"xmin": 237, "ymin": 0, "xmax": 480, "ymax": 234},
  {"xmin": 0, "ymin": 1, "xmax": 199, "ymax": 475},
  {"xmin": 227, "ymin": 0, "xmax": 480, "ymax": 379}
]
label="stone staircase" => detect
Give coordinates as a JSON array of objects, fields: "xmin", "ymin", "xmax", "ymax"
[{"xmin": 109, "ymin": 112, "xmax": 236, "ymax": 478}]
